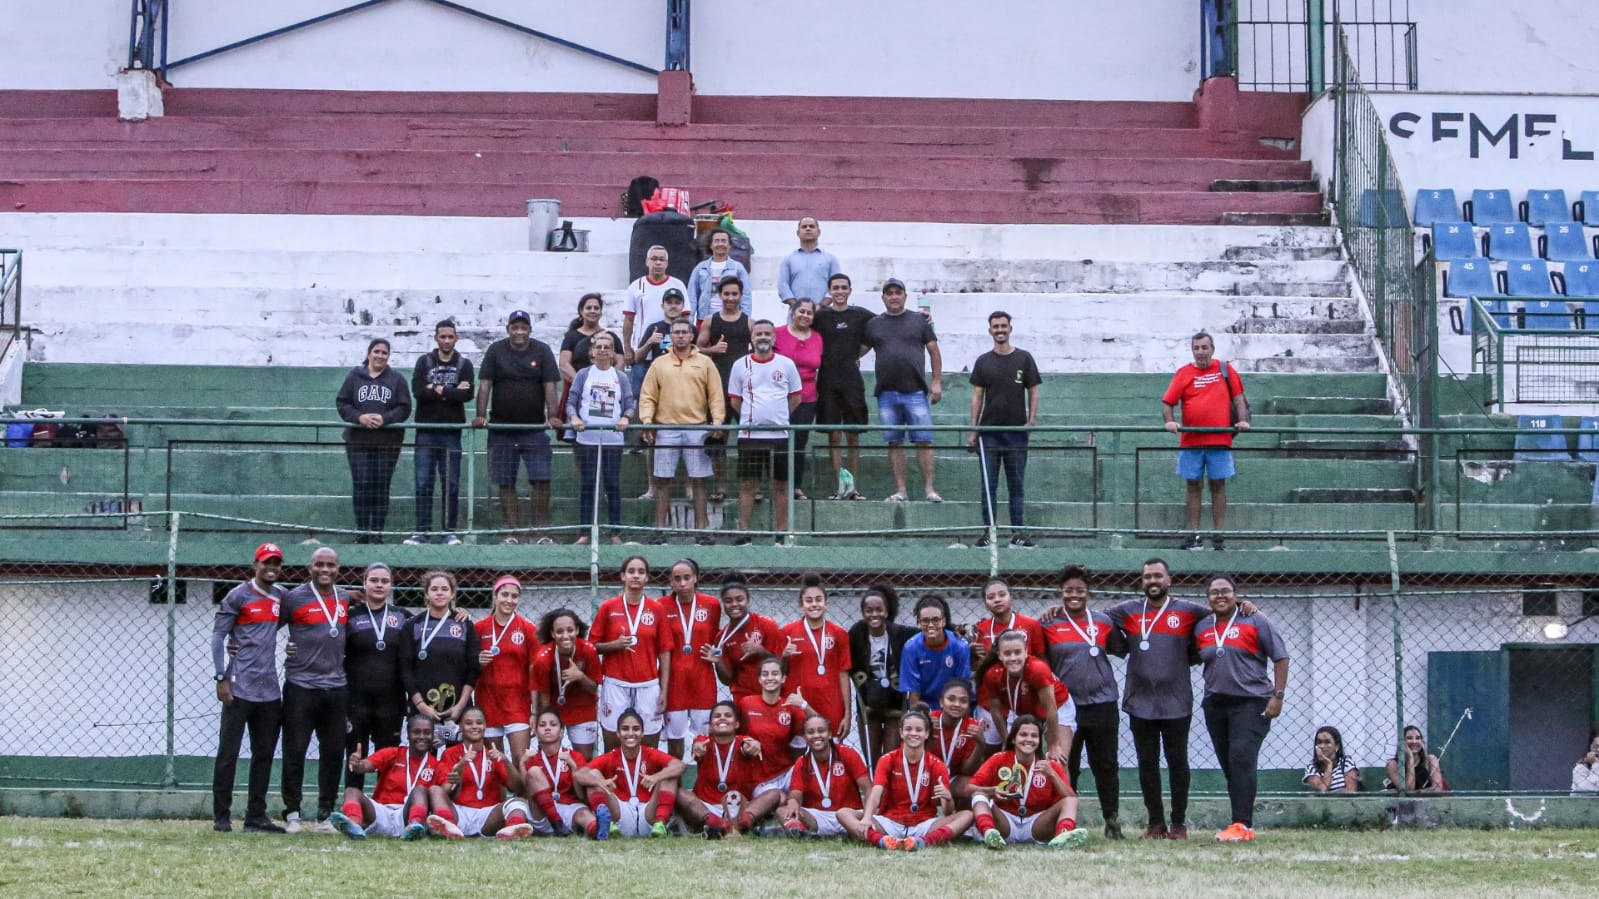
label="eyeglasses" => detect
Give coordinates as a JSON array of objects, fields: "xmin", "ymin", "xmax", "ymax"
[
  {"xmin": 917, "ymin": 617, "xmax": 945, "ymax": 626},
  {"xmin": 1208, "ymin": 588, "xmax": 1235, "ymax": 596}
]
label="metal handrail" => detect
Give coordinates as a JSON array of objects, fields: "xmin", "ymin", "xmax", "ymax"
[{"xmin": 0, "ymin": 250, "xmax": 21, "ymax": 367}]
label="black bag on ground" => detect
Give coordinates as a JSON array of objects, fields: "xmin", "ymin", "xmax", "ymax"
[
  {"xmin": 629, "ymin": 211, "xmax": 697, "ymax": 283},
  {"xmin": 623, "ymin": 176, "xmax": 660, "ymax": 218}
]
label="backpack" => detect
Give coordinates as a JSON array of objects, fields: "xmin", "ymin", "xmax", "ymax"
[
  {"xmin": 95, "ymin": 414, "xmax": 127, "ymax": 449},
  {"xmin": 1222, "ymin": 361, "xmax": 1250, "ymax": 426}
]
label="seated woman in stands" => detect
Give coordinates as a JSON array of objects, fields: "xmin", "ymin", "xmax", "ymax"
[
  {"xmin": 1384, "ymin": 725, "xmax": 1446, "ymax": 793},
  {"xmin": 1571, "ymin": 732, "xmax": 1599, "ymax": 795},
  {"xmin": 1302, "ymin": 725, "xmax": 1361, "ymax": 793}
]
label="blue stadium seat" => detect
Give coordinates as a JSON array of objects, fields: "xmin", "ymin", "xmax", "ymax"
[
  {"xmin": 1467, "ymin": 189, "xmax": 1516, "ymax": 224},
  {"xmin": 1359, "ymin": 188, "xmax": 1407, "ymax": 227},
  {"xmin": 1562, "ymin": 262, "xmax": 1599, "ymax": 298},
  {"xmin": 1444, "ymin": 259, "xmax": 1499, "ymax": 298},
  {"xmin": 1578, "ymin": 191, "xmax": 1599, "ymax": 227},
  {"xmin": 1521, "ymin": 189, "xmax": 1571, "ymax": 226},
  {"xmin": 1485, "ymin": 224, "xmax": 1537, "ymax": 261},
  {"xmin": 1504, "ymin": 260, "xmax": 1557, "ymax": 298},
  {"xmin": 1470, "ymin": 298, "xmax": 1514, "ymax": 331},
  {"xmin": 1521, "ymin": 299, "xmax": 1571, "ymax": 329},
  {"xmin": 1412, "ymin": 189, "xmax": 1460, "ymax": 226},
  {"xmin": 1541, "ymin": 223, "xmax": 1593, "ymax": 262},
  {"xmin": 1582, "ymin": 301, "xmax": 1599, "ymax": 330},
  {"xmin": 1514, "ymin": 415, "xmax": 1571, "ymax": 461},
  {"xmin": 1577, "ymin": 417, "xmax": 1599, "ymax": 463},
  {"xmin": 1430, "ymin": 223, "xmax": 1481, "ymax": 261}
]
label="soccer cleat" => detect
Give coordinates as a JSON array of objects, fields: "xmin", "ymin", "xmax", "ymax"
[
  {"xmin": 906, "ymin": 837, "xmax": 925, "ymax": 851},
  {"xmin": 651, "ymin": 821, "xmax": 669, "ymax": 838},
  {"xmin": 402, "ymin": 821, "xmax": 428, "ymax": 841},
  {"xmin": 242, "ymin": 818, "xmax": 287, "ymax": 834},
  {"xmin": 878, "ymin": 836, "xmax": 903, "ymax": 851},
  {"xmin": 283, "ymin": 812, "xmax": 302, "ymax": 835},
  {"xmin": 1049, "ymin": 828, "xmax": 1091, "ymax": 849},
  {"xmin": 427, "ymin": 814, "xmax": 465, "ymax": 841},
  {"xmin": 551, "ymin": 821, "xmax": 573, "ymax": 838},
  {"xmin": 1141, "ymin": 822, "xmax": 1168, "ymax": 840},
  {"xmin": 782, "ymin": 822, "xmax": 808, "ymax": 839},
  {"xmin": 704, "ymin": 824, "xmax": 725, "ymax": 841},
  {"xmin": 327, "ymin": 811, "xmax": 365, "ymax": 841},
  {"xmin": 594, "ymin": 804, "xmax": 612, "ymax": 841},
  {"xmin": 1102, "ymin": 816, "xmax": 1124, "ymax": 840},
  {"xmin": 1214, "ymin": 822, "xmax": 1254, "ymax": 843},
  {"xmin": 982, "ymin": 828, "xmax": 1005, "ymax": 850},
  {"xmin": 1168, "ymin": 824, "xmax": 1189, "ymax": 840},
  {"xmin": 495, "ymin": 822, "xmax": 534, "ymax": 841}
]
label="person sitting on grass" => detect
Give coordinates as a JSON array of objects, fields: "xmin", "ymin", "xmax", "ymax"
[
  {"xmin": 424, "ymin": 707, "xmax": 533, "ymax": 840},
  {"xmin": 1384, "ymin": 725, "xmax": 1446, "ymax": 793},
  {"xmin": 842, "ymin": 706, "xmax": 973, "ymax": 851},
  {"xmin": 971, "ymin": 715, "xmax": 1090, "ymax": 850},
  {"xmin": 575, "ymin": 708, "xmax": 685, "ymax": 839},
  {"xmin": 328, "ymin": 715, "xmax": 443, "ymax": 841}
]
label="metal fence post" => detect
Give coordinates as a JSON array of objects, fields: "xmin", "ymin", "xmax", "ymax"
[
  {"xmin": 1387, "ymin": 530, "xmax": 1407, "ymax": 795},
  {"xmin": 164, "ymin": 510, "xmax": 180, "ymax": 788},
  {"xmin": 1306, "ymin": 0, "xmax": 1326, "ymax": 94}
]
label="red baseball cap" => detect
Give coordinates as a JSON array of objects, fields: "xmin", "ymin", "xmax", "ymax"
[{"xmin": 254, "ymin": 542, "xmax": 284, "ymax": 562}]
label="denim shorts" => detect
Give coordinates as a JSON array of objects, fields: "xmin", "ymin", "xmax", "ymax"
[
  {"xmin": 488, "ymin": 429, "xmax": 552, "ymax": 485},
  {"xmin": 877, "ymin": 390, "xmax": 933, "ymax": 444},
  {"xmin": 1177, "ymin": 447, "xmax": 1235, "ymax": 482}
]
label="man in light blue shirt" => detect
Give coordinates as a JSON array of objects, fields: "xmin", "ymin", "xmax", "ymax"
[{"xmin": 776, "ymin": 216, "xmax": 840, "ymax": 307}]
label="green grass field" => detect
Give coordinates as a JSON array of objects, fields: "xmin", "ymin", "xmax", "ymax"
[{"xmin": 1, "ymin": 818, "xmax": 1595, "ymax": 897}]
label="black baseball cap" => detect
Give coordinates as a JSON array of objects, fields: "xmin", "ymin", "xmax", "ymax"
[
  {"xmin": 882, "ymin": 278, "xmax": 907, "ymax": 293},
  {"xmin": 507, "ymin": 310, "xmax": 531, "ymax": 325}
]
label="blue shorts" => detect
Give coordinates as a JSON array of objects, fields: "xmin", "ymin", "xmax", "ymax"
[
  {"xmin": 877, "ymin": 390, "xmax": 933, "ymax": 445},
  {"xmin": 488, "ymin": 429, "xmax": 552, "ymax": 485},
  {"xmin": 1177, "ymin": 448, "xmax": 1235, "ymax": 482}
]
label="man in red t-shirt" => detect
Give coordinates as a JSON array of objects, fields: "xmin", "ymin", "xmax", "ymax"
[{"xmin": 1161, "ymin": 332, "xmax": 1249, "ymax": 552}]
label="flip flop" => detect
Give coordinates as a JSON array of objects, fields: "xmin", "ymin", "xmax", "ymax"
[{"xmin": 884, "ymin": 492, "xmax": 907, "ymax": 503}]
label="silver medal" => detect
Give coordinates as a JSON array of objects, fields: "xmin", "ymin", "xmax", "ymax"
[
  {"xmin": 879, "ymin": 677, "xmax": 890, "ymax": 689},
  {"xmin": 910, "ymin": 802, "xmax": 919, "ymax": 813},
  {"xmin": 683, "ymin": 646, "xmax": 693, "ymax": 655},
  {"xmin": 1018, "ymin": 805, "xmax": 1028, "ymax": 817},
  {"xmin": 1139, "ymin": 640, "xmax": 1150, "ymax": 651},
  {"xmin": 418, "ymin": 650, "xmax": 428, "ymax": 660},
  {"xmin": 822, "ymin": 797, "xmax": 832, "ymax": 809},
  {"xmin": 490, "ymin": 646, "xmax": 500, "ymax": 657},
  {"xmin": 329, "ymin": 626, "xmax": 339, "ymax": 638},
  {"xmin": 817, "ymin": 665, "xmax": 825, "ymax": 676},
  {"xmin": 717, "ymin": 781, "xmax": 727, "ymax": 792},
  {"xmin": 1089, "ymin": 647, "xmax": 1100, "ymax": 657},
  {"xmin": 1216, "ymin": 648, "xmax": 1226, "ymax": 657},
  {"xmin": 375, "ymin": 640, "xmax": 386, "ymax": 651}
]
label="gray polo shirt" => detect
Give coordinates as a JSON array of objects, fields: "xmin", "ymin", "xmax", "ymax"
[
  {"xmin": 777, "ymin": 247, "xmax": 841, "ymax": 303},
  {"xmin": 212, "ymin": 579, "xmax": 286, "ymax": 703},
  {"xmin": 1041, "ymin": 609, "xmax": 1124, "ymax": 707},
  {"xmin": 1105, "ymin": 596, "xmax": 1209, "ymax": 720},
  {"xmin": 1195, "ymin": 610, "xmax": 1289, "ymax": 699},
  {"xmin": 280, "ymin": 582, "xmax": 350, "ymax": 690}
]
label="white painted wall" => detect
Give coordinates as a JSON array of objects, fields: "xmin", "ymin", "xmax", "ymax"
[
  {"xmin": 1409, "ymin": 0, "xmax": 1599, "ymax": 94},
  {"xmin": 0, "ymin": 0, "xmax": 1201, "ymax": 100}
]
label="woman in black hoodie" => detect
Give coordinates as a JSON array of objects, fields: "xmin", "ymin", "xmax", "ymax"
[{"xmin": 336, "ymin": 338, "xmax": 412, "ymax": 543}]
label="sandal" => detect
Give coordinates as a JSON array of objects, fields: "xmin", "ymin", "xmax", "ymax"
[
  {"xmin": 793, "ymin": 489, "xmax": 808, "ymax": 500},
  {"xmin": 884, "ymin": 492, "xmax": 907, "ymax": 503},
  {"xmin": 925, "ymin": 491, "xmax": 944, "ymax": 503},
  {"xmin": 708, "ymin": 492, "xmax": 726, "ymax": 504}
]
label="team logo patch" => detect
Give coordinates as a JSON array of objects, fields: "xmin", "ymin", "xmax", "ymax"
[
  {"xmin": 449, "ymin": 624, "xmax": 462, "ymax": 638},
  {"xmin": 1166, "ymin": 614, "xmax": 1180, "ymax": 629},
  {"xmin": 641, "ymin": 612, "xmax": 656, "ymax": 626},
  {"xmin": 271, "ymin": 601, "xmax": 281, "ymax": 616},
  {"xmin": 1086, "ymin": 625, "xmax": 1099, "ymax": 638},
  {"xmin": 336, "ymin": 605, "xmax": 349, "ymax": 622},
  {"xmin": 694, "ymin": 608, "xmax": 711, "ymax": 622},
  {"xmin": 944, "ymin": 656, "xmax": 955, "ymax": 668},
  {"xmin": 833, "ymin": 763, "xmax": 846, "ymax": 776},
  {"xmin": 1227, "ymin": 626, "xmax": 1240, "ymax": 639},
  {"xmin": 1032, "ymin": 773, "xmax": 1048, "ymax": 789},
  {"xmin": 778, "ymin": 711, "xmax": 792, "ymax": 726},
  {"xmin": 511, "ymin": 631, "xmax": 526, "ymax": 645},
  {"xmin": 822, "ymin": 635, "xmax": 836, "ymax": 650}
]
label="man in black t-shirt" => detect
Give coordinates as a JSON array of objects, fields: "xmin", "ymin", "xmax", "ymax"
[
  {"xmin": 862, "ymin": 278, "xmax": 943, "ymax": 502},
  {"xmin": 472, "ymin": 310, "xmax": 563, "ymax": 545},
  {"xmin": 967, "ymin": 310, "xmax": 1041, "ymax": 548},
  {"xmin": 813, "ymin": 273, "xmax": 874, "ymax": 498}
]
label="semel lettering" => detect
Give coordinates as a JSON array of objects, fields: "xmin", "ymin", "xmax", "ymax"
[{"xmin": 1468, "ymin": 113, "xmax": 1518, "ymax": 159}]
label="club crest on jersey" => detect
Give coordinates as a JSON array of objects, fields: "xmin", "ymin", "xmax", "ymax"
[
  {"xmin": 511, "ymin": 631, "xmax": 526, "ymax": 645},
  {"xmin": 823, "ymin": 635, "xmax": 836, "ymax": 650},
  {"xmin": 694, "ymin": 608, "xmax": 711, "ymax": 622},
  {"xmin": 833, "ymin": 763, "xmax": 846, "ymax": 776},
  {"xmin": 1032, "ymin": 773, "xmax": 1048, "ymax": 788},
  {"xmin": 641, "ymin": 612, "xmax": 656, "ymax": 626},
  {"xmin": 1227, "ymin": 626, "xmax": 1240, "ymax": 639},
  {"xmin": 271, "ymin": 601, "xmax": 281, "ymax": 616},
  {"xmin": 1166, "ymin": 614, "xmax": 1180, "ymax": 628},
  {"xmin": 449, "ymin": 624, "xmax": 462, "ymax": 638},
  {"xmin": 1086, "ymin": 625, "xmax": 1099, "ymax": 638},
  {"xmin": 944, "ymin": 656, "xmax": 954, "ymax": 668}
]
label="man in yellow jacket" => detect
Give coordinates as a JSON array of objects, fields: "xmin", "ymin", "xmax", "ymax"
[{"xmin": 638, "ymin": 318, "xmax": 726, "ymax": 544}]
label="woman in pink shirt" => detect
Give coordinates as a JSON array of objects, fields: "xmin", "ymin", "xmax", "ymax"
[{"xmin": 774, "ymin": 298, "xmax": 822, "ymax": 500}]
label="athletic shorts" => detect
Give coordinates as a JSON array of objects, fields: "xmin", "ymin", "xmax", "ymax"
[
  {"xmin": 530, "ymin": 801, "xmax": 582, "ymax": 833},
  {"xmin": 996, "ymin": 807, "xmax": 1045, "ymax": 844},
  {"xmin": 483, "ymin": 722, "xmax": 530, "ymax": 739},
  {"xmin": 367, "ymin": 801, "xmax": 408, "ymax": 839},
  {"xmin": 752, "ymin": 769, "xmax": 793, "ymax": 798},
  {"xmin": 977, "ymin": 706, "xmax": 1003, "ymax": 746},
  {"xmin": 488, "ymin": 429, "xmax": 553, "ymax": 485},
  {"xmin": 872, "ymin": 816, "xmax": 935, "ymax": 841},
  {"xmin": 652, "ymin": 429, "xmax": 712, "ymax": 479},
  {"xmin": 997, "ymin": 696, "xmax": 1078, "ymax": 741},
  {"xmin": 616, "ymin": 797, "xmax": 652, "ymax": 837},
  {"xmin": 599, "ymin": 678, "xmax": 664, "ymax": 734},
  {"xmin": 454, "ymin": 802, "xmax": 496, "ymax": 837},
  {"xmin": 1177, "ymin": 447, "xmax": 1235, "ymax": 482},
  {"xmin": 566, "ymin": 720, "xmax": 600, "ymax": 747},
  {"xmin": 877, "ymin": 390, "xmax": 933, "ymax": 445},
  {"xmin": 816, "ymin": 378, "xmax": 868, "ymax": 427},
  {"xmin": 802, "ymin": 807, "xmax": 848, "ymax": 837},
  {"xmin": 736, "ymin": 438, "xmax": 790, "ymax": 482},
  {"xmin": 664, "ymin": 708, "xmax": 711, "ymax": 742}
]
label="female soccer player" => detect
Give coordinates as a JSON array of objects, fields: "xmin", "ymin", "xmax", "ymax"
[
  {"xmin": 970, "ymin": 577, "xmax": 1047, "ymax": 661},
  {"xmin": 971, "ymin": 715, "xmax": 1089, "ymax": 849},
  {"xmin": 927, "ymin": 678, "xmax": 986, "ymax": 800},
  {"xmin": 400, "ymin": 570, "xmax": 479, "ymax": 748},
  {"xmin": 1196, "ymin": 575, "xmax": 1290, "ymax": 843},
  {"xmin": 328, "ymin": 714, "xmax": 441, "ymax": 841},
  {"xmin": 677, "ymin": 700, "xmax": 762, "ymax": 838},
  {"xmin": 660, "ymin": 558, "xmax": 722, "ymax": 758},
  {"xmin": 899, "ymin": 595, "xmax": 971, "ymax": 711},
  {"xmin": 522, "ymin": 708, "xmax": 596, "ymax": 838},
  {"xmin": 778, "ymin": 713, "xmax": 871, "ymax": 840},
  {"xmin": 978, "ymin": 630, "xmax": 1074, "ymax": 762},
  {"xmin": 474, "ymin": 575, "xmax": 539, "ymax": 766},
  {"xmin": 712, "ymin": 576, "xmax": 784, "ymax": 700},
  {"xmin": 737, "ymin": 654, "xmax": 815, "ymax": 826},
  {"xmin": 576, "ymin": 709, "xmax": 685, "ymax": 839},
  {"xmin": 531, "ymin": 608, "xmax": 602, "ymax": 759},
  {"xmin": 591, "ymin": 556, "xmax": 675, "ymax": 750},
  {"xmin": 343, "ymin": 562, "xmax": 409, "ymax": 790},
  {"xmin": 848, "ymin": 583, "xmax": 916, "ymax": 763},
  {"xmin": 1041, "ymin": 564, "xmax": 1126, "ymax": 837},
  {"xmin": 845, "ymin": 707, "xmax": 972, "ymax": 850},
  {"xmin": 779, "ymin": 572, "xmax": 853, "ymax": 735},
  {"xmin": 425, "ymin": 707, "xmax": 532, "ymax": 840}
]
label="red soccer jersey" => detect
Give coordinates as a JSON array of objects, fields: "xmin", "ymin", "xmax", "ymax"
[
  {"xmin": 1162, "ymin": 361, "xmax": 1243, "ymax": 448},
  {"xmin": 972, "ymin": 751, "xmax": 1071, "ymax": 816},
  {"xmin": 530, "ymin": 639, "xmax": 602, "ymax": 724},
  {"xmin": 524, "ymin": 747, "xmax": 588, "ymax": 803},
  {"xmin": 591, "ymin": 595, "xmax": 678, "ymax": 683},
  {"xmin": 690, "ymin": 736, "xmax": 760, "ymax": 804},
  {"xmin": 927, "ymin": 710, "xmax": 985, "ymax": 774},
  {"xmin": 779, "ymin": 619, "xmax": 853, "ymax": 730},
  {"xmin": 367, "ymin": 746, "xmax": 444, "ymax": 806},
  {"xmin": 586, "ymin": 746, "xmax": 676, "ymax": 802},
  {"xmin": 736, "ymin": 694, "xmax": 805, "ymax": 782},
  {"xmin": 438, "ymin": 743, "xmax": 512, "ymax": 809},
  {"xmin": 473, "ymin": 614, "xmax": 539, "ymax": 728},
  {"xmin": 787, "ymin": 744, "xmax": 870, "ymax": 811},
  {"xmin": 872, "ymin": 748, "xmax": 951, "ymax": 825},
  {"xmin": 972, "ymin": 613, "xmax": 1048, "ymax": 660},
  {"xmin": 980, "ymin": 657, "xmax": 1070, "ymax": 720},
  {"xmin": 660, "ymin": 592, "xmax": 721, "ymax": 711},
  {"xmin": 716, "ymin": 612, "xmax": 784, "ymax": 700}
]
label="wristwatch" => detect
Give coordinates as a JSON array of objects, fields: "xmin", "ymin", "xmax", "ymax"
[
  {"xmin": 214, "ymin": 674, "xmax": 228, "ymax": 683},
  {"xmin": 1271, "ymin": 690, "xmax": 1285, "ymax": 699}
]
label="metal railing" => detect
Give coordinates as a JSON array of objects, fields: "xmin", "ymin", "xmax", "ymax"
[
  {"xmin": 1471, "ymin": 297, "xmax": 1599, "ymax": 406},
  {"xmin": 1214, "ymin": 0, "xmax": 1417, "ymax": 92},
  {"xmin": 0, "ymin": 250, "xmax": 20, "ymax": 367}
]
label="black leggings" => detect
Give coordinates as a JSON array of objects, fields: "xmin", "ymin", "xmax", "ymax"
[
  {"xmin": 1067, "ymin": 700, "xmax": 1120, "ymax": 819},
  {"xmin": 212, "ymin": 697, "xmax": 282, "ymax": 822},
  {"xmin": 281, "ymin": 683, "xmax": 348, "ymax": 819},
  {"xmin": 1202, "ymin": 694, "xmax": 1272, "ymax": 827},
  {"xmin": 1129, "ymin": 714, "xmax": 1191, "ymax": 827},
  {"xmin": 346, "ymin": 443, "xmax": 401, "ymax": 535},
  {"xmin": 344, "ymin": 693, "xmax": 404, "ymax": 789}
]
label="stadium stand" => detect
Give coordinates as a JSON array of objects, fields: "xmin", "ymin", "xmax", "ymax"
[
  {"xmin": 1540, "ymin": 223, "xmax": 1593, "ymax": 262},
  {"xmin": 1504, "ymin": 261, "xmax": 1558, "ymax": 299},
  {"xmin": 1485, "ymin": 223, "xmax": 1537, "ymax": 261},
  {"xmin": 1442, "ymin": 259, "xmax": 1498, "ymax": 298},
  {"xmin": 1412, "ymin": 188, "xmax": 1460, "ymax": 226},
  {"xmin": 1513, "ymin": 414, "xmax": 1571, "ymax": 460},
  {"xmin": 1521, "ymin": 189, "xmax": 1571, "ymax": 226},
  {"xmin": 1465, "ymin": 188, "xmax": 1517, "ymax": 225}
]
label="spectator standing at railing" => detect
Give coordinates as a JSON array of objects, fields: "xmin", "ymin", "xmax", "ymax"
[
  {"xmin": 814, "ymin": 274, "xmax": 873, "ymax": 499},
  {"xmin": 967, "ymin": 310, "xmax": 1041, "ymax": 548},
  {"xmin": 336, "ymin": 338, "xmax": 412, "ymax": 545},
  {"xmin": 1161, "ymin": 331, "xmax": 1248, "ymax": 552},
  {"xmin": 473, "ymin": 311, "xmax": 563, "ymax": 546},
  {"xmin": 864, "ymin": 279, "xmax": 943, "ymax": 503},
  {"xmin": 210, "ymin": 542, "xmax": 289, "ymax": 834},
  {"xmin": 727, "ymin": 319, "xmax": 802, "ymax": 545},
  {"xmin": 687, "ymin": 229, "xmax": 752, "ymax": 322},
  {"xmin": 406, "ymin": 320, "xmax": 473, "ymax": 546},
  {"xmin": 623, "ymin": 246, "xmax": 690, "ymax": 400},
  {"xmin": 566, "ymin": 331, "xmax": 634, "ymax": 544},
  {"xmin": 774, "ymin": 297, "xmax": 822, "ymax": 500},
  {"xmin": 776, "ymin": 216, "xmax": 840, "ymax": 309},
  {"xmin": 638, "ymin": 318, "xmax": 725, "ymax": 545}
]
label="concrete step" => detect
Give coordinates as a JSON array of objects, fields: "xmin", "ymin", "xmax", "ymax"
[
  {"xmin": 1289, "ymin": 487, "xmax": 1420, "ymax": 503},
  {"xmin": 1279, "ymin": 438, "xmax": 1412, "ymax": 455},
  {"xmin": 1256, "ymin": 395, "xmax": 1394, "ymax": 415},
  {"xmin": 1210, "ymin": 179, "xmax": 1321, "ymax": 193},
  {"xmin": 1224, "ymin": 245, "xmax": 1344, "ymax": 261},
  {"xmin": 1218, "ymin": 211, "xmax": 1332, "ymax": 227}
]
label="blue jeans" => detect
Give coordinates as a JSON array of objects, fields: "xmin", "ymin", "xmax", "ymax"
[
  {"xmin": 413, "ymin": 430, "xmax": 462, "ymax": 533},
  {"xmin": 576, "ymin": 443, "xmax": 623, "ymax": 532},
  {"xmin": 978, "ymin": 431, "xmax": 1028, "ymax": 528}
]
